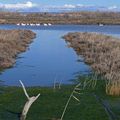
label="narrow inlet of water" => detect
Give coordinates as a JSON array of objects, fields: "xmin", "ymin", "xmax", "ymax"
[{"xmin": 0, "ymin": 25, "xmax": 120, "ymax": 86}]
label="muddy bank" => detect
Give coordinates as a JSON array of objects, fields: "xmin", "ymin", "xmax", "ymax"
[
  {"xmin": 0, "ymin": 29, "xmax": 36, "ymax": 68},
  {"xmin": 63, "ymin": 32, "xmax": 120, "ymax": 95}
]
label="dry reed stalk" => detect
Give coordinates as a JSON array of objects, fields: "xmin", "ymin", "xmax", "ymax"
[
  {"xmin": 64, "ymin": 32, "xmax": 120, "ymax": 96},
  {"xmin": 60, "ymin": 83, "xmax": 81, "ymax": 120},
  {"xmin": 0, "ymin": 30, "xmax": 36, "ymax": 68}
]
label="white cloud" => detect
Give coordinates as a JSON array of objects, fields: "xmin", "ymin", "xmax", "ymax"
[
  {"xmin": 63, "ymin": 4, "xmax": 76, "ymax": 9},
  {"xmin": 53, "ymin": 4, "xmax": 94, "ymax": 9},
  {"xmin": 108, "ymin": 5, "xmax": 118, "ymax": 10},
  {"xmin": 76, "ymin": 4, "xmax": 94, "ymax": 8},
  {"xmin": 0, "ymin": 2, "xmax": 119, "ymax": 12},
  {"xmin": 42, "ymin": 4, "xmax": 94, "ymax": 10},
  {"xmin": 0, "ymin": 1, "xmax": 37, "ymax": 9}
]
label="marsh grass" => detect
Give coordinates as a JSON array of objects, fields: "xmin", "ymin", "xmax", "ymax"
[
  {"xmin": 64, "ymin": 32, "xmax": 120, "ymax": 96},
  {"xmin": 0, "ymin": 30, "xmax": 36, "ymax": 68},
  {"xmin": 1, "ymin": 11, "xmax": 120, "ymax": 25}
]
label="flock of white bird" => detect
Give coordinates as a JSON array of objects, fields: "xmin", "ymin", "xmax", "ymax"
[
  {"xmin": 17, "ymin": 23, "xmax": 103, "ymax": 27},
  {"xmin": 16, "ymin": 23, "xmax": 52, "ymax": 26}
]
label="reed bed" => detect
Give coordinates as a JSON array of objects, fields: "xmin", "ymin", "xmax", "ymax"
[
  {"xmin": 1, "ymin": 11, "xmax": 120, "ymax": 25},
  {"xmin": 63, "ymin": 32, "xmax": 120, "ymax": 96},
  {"xmin": 0, "ymin": 29, "xmax": 36, "ymax": 68}
]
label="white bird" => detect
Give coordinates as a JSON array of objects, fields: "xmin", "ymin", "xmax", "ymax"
[
  {"xmin": 36, "ymin": 23, "xmax": 40, "ymax": 26},
  {"xmin": 21, "ymin": 23, "xmax": 26, "ymax": 26},
  {"xmin": 17, "ymin": 23, "xmax": 20, "ymax": 26},
  {"xmin": 43, "ymin": 23, "xmax": 48, "ymax": 26},
  {"xmin": 30, "ymin": 23, "xmax": 35, "ymax": 26},
  {"xmin": 48, "ymin": 23, "xmax": 52, "ymax": 26},
  {"xmin": 99, "ymin": 24, "xmax": 104, "ymax": 26}
]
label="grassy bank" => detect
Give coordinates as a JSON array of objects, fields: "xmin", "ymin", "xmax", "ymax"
[
  {"xmin": 0, "ymin": 76, "xmax": 120, "ymax": 120},
  {"xmin": 0, "ymin": 30, "xmax": 36, "ymax": 68},
  {"xmin": 63, "ymin": 32, "xmax": 120, "ymax": 96},
  {"xmin": 1, "ymin": 11, "xmax": 120, "ymax": 25}
]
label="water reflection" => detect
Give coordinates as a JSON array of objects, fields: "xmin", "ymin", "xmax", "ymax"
[{"xmin": 0, "ymin": 25, "xmax": 120, "ymax": 86}]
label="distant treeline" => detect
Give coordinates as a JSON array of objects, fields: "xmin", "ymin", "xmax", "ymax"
[{"xmin": 0, "ymin": 11, "xmax": 120, "ymax": 25}]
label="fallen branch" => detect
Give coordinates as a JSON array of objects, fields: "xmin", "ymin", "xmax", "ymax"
[{"xmin": 19, "ymin": 80, "xmax": 40, "ymax": 120}]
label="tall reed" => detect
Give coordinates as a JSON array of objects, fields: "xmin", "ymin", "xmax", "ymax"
[{"xmin": 64, "ymin": 32, "xmax": 120, "ymax": 96}]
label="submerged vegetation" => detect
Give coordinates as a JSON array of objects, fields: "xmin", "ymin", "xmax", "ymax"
[
  {"xmin": 0, "ymin": 29, "xmax": 36, "ymax": 68},
  {"xmin": 63, "ymin": 32, "xmax": 120, "ymax": 96}
]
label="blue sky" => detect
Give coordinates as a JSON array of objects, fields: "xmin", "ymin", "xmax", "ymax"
[
  {"xmin": 0, "ymin": 0, "xmax": 119, "ymax": 12},
  {"xmin": 0, "ymin": 0, "xmax": 120, "ymax": 6}
]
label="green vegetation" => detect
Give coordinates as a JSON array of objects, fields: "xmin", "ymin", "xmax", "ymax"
[
  {"xmin": 0, "ymin": 76, "xmax": 119, "ymax": 120},
  {"xmin": 1, "ymin": 11, "xmax": 120, "ymax": 25}
]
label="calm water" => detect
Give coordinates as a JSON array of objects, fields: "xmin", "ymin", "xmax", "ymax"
[{"xmin": 0, "ymin": 25, "xmax": 120, "ymax": 86}]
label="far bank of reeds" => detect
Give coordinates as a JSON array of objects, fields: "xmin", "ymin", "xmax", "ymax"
[
  {"xmin": 63, "ymin": 32, "xmax": 120, "ymax": 96},
  {"xmin": 1, "ymin": 11, "xmax": 120, "ymax": 25},
  {"xmin": 0, "ymin": 29, "xmax": 36, "ymax": 69}
]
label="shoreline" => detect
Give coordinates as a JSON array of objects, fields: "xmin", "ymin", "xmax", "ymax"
[
  {"xmin": 0, "ymin": 78, "xmax": 119, "ymax": 120},
  {"xmin": 2, "ymin": 23, "xmax": 120, "ymax": 25},
  {"xmin": 0, "ymin": 29, "xmax": 36, "ymax": 69},
  {"xmin": 1, "ymin": 11, "xmax": 120, "ymax": 25},
  {"xmin": 63, "ymin": 32, "xmax": 120, "ymax": 95}
]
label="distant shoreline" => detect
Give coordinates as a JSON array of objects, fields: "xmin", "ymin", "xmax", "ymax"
[{"xmin": 1, "ymin": 11, "xmax": 120, "ymax": 25}]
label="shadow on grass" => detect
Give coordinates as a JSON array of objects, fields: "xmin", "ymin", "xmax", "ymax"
[{"xmin": 5, "ymin": 108, "xmax": 21, "ymax": 120}]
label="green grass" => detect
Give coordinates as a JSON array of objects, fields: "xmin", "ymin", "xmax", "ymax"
[
  {"xmin": 0, "ymin": 75, "xmax": 120, "ymax": 120},
  {"xmin": 0, "ymin": 85, "xmax": 110, "ymax": 120}
]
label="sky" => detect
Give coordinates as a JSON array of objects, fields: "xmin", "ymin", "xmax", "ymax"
[
  {"xmin": 0, "ymin": 0, "xmax": 120, "ymax": 12},
  {"xmin": 0, "ymin": 0, "xmax": 119, "ymax": 6}
]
